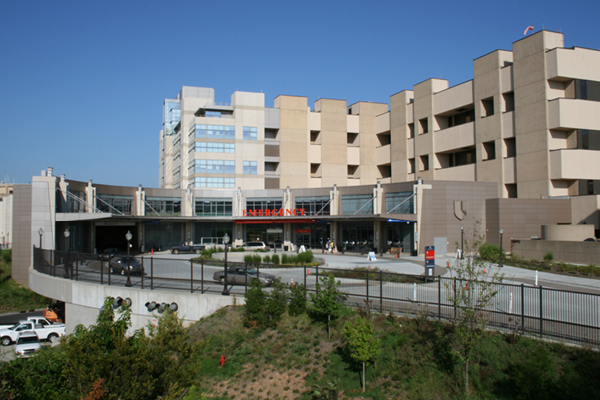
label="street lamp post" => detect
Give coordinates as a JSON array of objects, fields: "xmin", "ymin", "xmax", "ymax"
[
  {"xmin": 222, "ymin": 233, "xmax": 230, "ymax": 296},
  {"xmin": 125, "ymin": 231, "xmax": 133, "ymax": 287},
  {"xmin": 499, "ymin": 228, "xmax": 504, "ymax": 268},
  {"xmin": 38, "ymin": 228, "xmax": 43, "ymax": 249},
  {"xmin": 460, "ymin": 225, "xmax": 464, "ymax": 260},
  {"xmin": 63, "ymin": 228, "xmax": 70, "ymax": 278}
]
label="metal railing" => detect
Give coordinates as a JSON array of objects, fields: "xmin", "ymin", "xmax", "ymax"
[{"xmin": 33, "ymin": 248, "xmax": 599, "ymax": 347}]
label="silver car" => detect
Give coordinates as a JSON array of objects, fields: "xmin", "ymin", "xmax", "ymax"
[
  {"xmin": 213, "ymin": 267, "xmax": 275, "ymax": 286},
  {"xmin": 15, "ymin": 331, "xmax": 41, "ymax": 358}
]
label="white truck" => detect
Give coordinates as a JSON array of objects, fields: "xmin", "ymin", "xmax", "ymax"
[{"xmin": 0, "ymin": 317, "xmax": 66, "ymax": 346}]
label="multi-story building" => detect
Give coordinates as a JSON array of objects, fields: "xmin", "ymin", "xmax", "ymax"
[{"xmin": 161, "ymin": 30, "xmax": 600, "ymax": 199}]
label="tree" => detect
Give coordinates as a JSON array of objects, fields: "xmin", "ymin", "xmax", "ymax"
[
  {"xmin": 446, "ymin": 220, "xmax": 504, "ymax": 397},
  {"xmin": 288, "ymin": 283, "xmax": 308, "ymax": 317},
  {"xmin": 343, "ymin": 317, "xmax": 381, "ymax": 392},
  {"xmin": 310, "ymin": 274, "xmax": 345, "ymax": 339},
  {"xmin": 264, "ymin": 278, "xmax": 288, "ymax": 327},
  {"xmin": 244, "ymin": 278, "xmax": 267, "ymax": 328}
]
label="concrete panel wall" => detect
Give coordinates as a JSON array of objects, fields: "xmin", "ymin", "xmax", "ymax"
[
  {"xmin": 512, "ymin": 240, "xmax": 600, "ymax": 265},
  {"xmin": 12, "ymin": 185, "xmax": 32, "ymax": 286},
  {"xmin": 29, "ymin": 269, "xmax": 239, "ymax": 333},
  {"xmin": 541, "ymin": 224, "xmax": 595, "ymax": 241}
]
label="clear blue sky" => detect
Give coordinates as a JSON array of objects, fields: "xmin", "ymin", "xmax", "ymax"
[{"xmin": 1, "ymin": 0, "xmax": 599, "ymax": 187}]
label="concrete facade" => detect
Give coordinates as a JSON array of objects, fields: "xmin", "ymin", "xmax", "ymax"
[{"xmin": 161, "ymin": 31, "xmax": 600, "ymax": 202}]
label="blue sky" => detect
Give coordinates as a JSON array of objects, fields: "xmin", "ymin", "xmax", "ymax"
[{"xmin": 1, "ymin": 0, "xmax": 599, "ymax": 187}]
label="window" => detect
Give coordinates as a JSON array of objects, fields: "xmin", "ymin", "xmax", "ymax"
[
  {"xmin": 145, "ymin": 197, "xmax": 181, "ymax": 216},
  {"xmin": 347, "ymin": 132, "xmax": 359, "ymax": 146},
  {"xmin": 385, "ymin": 191, "xmax": 414, "ymax": 214},
  {"xmin": 342, "ymin": 194, "xmax": 373, "ymax": 215},
  {"xmin": 246, "ymin": 198, "xmax": 283, "ymax": 211},
  {"xmin": 205, "ymin": 111, "xmax": 221, "ymax": 118},
  {"xmin": 173, "ymin": 166, "xmax": 181, "ymax": 180},
  {"xmin": 193, "ymin": 177, "xmax": 235, "ymax": 188},
  {"xmin": 408, "ymin": 123, "xmax": 414, "ymax": 138},
  {"xmin": 504, "ymin": 138, "xmax": 516, "ymax": 158},
  {"xmin": 482, "ymin": 141, "xmax": 496, "ymax": 161},
  {"xmin": 243, "ymin": 126, "xmax": 257, "ymax": 140},
  {"xmin": 173, "ymin": 150, "xmax": 181, "ymax": 160},
  {"xmin": 190, "ymin": 125, "xmax": 235, "ymax": 140},
  {"xmin": 97, "ymin": 194, "xmax": 133, "ymax": 215},
  {"xmin": 189, "ymin": 160, "xmax": 235, "ymax": 174},
  {"xmin": 310, "ymin": 130, "xmax": 321, "ymax": 144},
  {"xmin": 295, "ymin": 196, "xmax": 330, "ymax": 216},
  {"xmin": 408, "ymin": 158, "xmax": 415, "ymax": 174},
  {"xmin": 575, "ymin": 79, "xmax": 600, "ymax": 102},
  {"xmin": 503, "ymin": 92, "xmax": 515, "ymax": 112},
  {"xmin": 191, "ymin": 142, "xmax": 235, "ymax": 153},
  {"xmin": 243, "ymin": 161, "xmax": 257, "ymax": 175},
  {"xmin": 419, "ymin": 118, "xmax": 428, "ymax": 134},
  {"xmin": 481, "ymin": 97, "xmax": 494, "ymax": 117},
  {"xmin": 578, "ymin": 130, "xmax": 600, "ymax": 150},
  {"xmin": 419, "ymin": 155, "xmax": 429, "ymax": 171},
  {"xmin": 195, "ymin": 198, "xmax": 233, "ymax": 216}
]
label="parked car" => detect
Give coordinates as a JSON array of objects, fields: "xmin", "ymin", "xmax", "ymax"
[
  {"xmin": 213, "ymin": 267, "xmax": 275, "ymax": 286},
  {"xmin": 15, "ymin": 331, "xmax": 41, "ymax": 358},
  {"xmin": 108, "ymin": 256, "xmax": 144, "ymax": 275},
  {"xmin": 242, "ymin": 241, "xmax": 269, "ymax": 252},
  {"xmin": 169, "ymin": 243, "xmax": 205, "ymax": 254},
  {"xmin": 101, "ymin": 247, "xmax": 121, "ymax": 257}
]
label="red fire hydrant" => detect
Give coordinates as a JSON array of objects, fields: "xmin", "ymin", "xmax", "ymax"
[{"xmin": 219, "ymin": 355, "xmax": 225, "ymax": 367}]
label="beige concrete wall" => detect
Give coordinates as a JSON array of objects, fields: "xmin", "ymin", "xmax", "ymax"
[
  {"xmin": 433, "ymin": 80, "xmax": 473, "ymax": 115},
  {"xmin": 12, "ymin": 185, "xmax": 32, "ymax": 286},
  {"xmin": 315, "ymin": 99, "xmax": 348, "ymax": 187},
  {"xmin": 276, "ymin": 95, "xmax": 310, "ymax": 189},
  {"xmin": 570, "ymin": 195, "xmax": 600, "ymax": 228},
  {"xmin": 485, "ymin": 198, "xmax": 571, "ymax": 246},
  {"xmin": 549, "ymin": 149, "xmax": 600, "ymax": 180},
  {"xmin": 548, "ymin": 98, "xmax": 600, "ymax": 130},
  {"xmin": 390, "ymin": 91, "xmax": 413, "ymax": 183},
  {"xmin": 512, "ymin": 31, "xmax": 564, "ymax": 199},
  {"xmin": 546, "ymin": 46, "xmax": 600, "ymax": 82},
  {"xmin": 354, "ymin": 102, "xmax": 389, "ymax": 184},
  {"xmin": 29, "ymin": 269, "xmax": 239, "ymax": 334},
  {"xmin": 541, "ymin": 224, "xmax": 595, "ymax": 241},
  {"xmin": 512, "ymin": 239, "xmax": 600, "ymax": 265},
  {"xmin": 420, "ymin": 181, "xmax": 497, "ymax": 255},
  {"xmin": 433, "ymin": 122, "xmax": 474, "ymax": 153}
]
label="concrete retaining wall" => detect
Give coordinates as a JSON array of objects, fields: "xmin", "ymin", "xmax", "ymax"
[
  {"xmin": 511, "ymin": 239, "xmax": 600, "ymax": 265},
  {"xmin": 29, "ymin": 268, "xmax": 240, "ymax": 334}
]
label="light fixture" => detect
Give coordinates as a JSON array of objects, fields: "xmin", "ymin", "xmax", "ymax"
[
  {"xmin": 125, "ymin": 231, "xmax": 133, "ymax": 287},
  {"xmin": 222, "ymin": 233, "xmax": 230, "ymax": 296},
  {"xmin": 499, "ymin": 228, "xmax": 504, "ymax": 268}
]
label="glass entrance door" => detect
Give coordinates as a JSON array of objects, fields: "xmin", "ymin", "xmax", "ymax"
[
  {"xmin": 267, "ymin": 233, "xmax": 283, "ymax": 250},
  {"xmin": 296, "ymin": 233, "xmax": 310, "ymax": 249}
]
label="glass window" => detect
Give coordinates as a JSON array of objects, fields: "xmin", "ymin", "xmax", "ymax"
[
  {"xmin": 195, "ymin": 198, "xmax": 233, "ymax": 216},
  {"xmin": 189, "ymin": 160, "xmax": 235, "ymax": 174},
  {"xmin": 193, "ymin": 177, "xmax": 235, "ymax": 188},
  {"xmin": 243, "ymin": 126, "xmax": 257, "ymax": 140},
  {"xmin": 295, "ymin": 196, "xmax": 330, "ymax": 216},
  {"xmin": 243, "ymin": 161, "xmax": 257, "ymax": 174},
  {"xmin": 342, "ymin": 194, "xmax": 373, "ymax": 215},
  {"xmin": 246, "ymin": 197, "xmax": 282, "ymax": 211},
  {"xmin": 190, "ymin": 125, "xmax": 235, "ymax": 139},
  {"xmin": 97, "ymin": 194, "xmax": 133, "ymax": 215},
  {"xmin": 191, "ymin": 142, "xmax": 235, "ymax": 153},
  {"xmin": 385, "ymin": 191, "xmax": 414, "ymax": 214},
  {"xmin": 145, "ymin": 197, "xmax": 181, "ymax": 216}
]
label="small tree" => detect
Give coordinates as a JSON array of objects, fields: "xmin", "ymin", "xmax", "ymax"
[
  {"xmin": 244, "ymin": 278, "xmax": 267, "ymax": 328},
  {"xmin": 310, "ymin": 274, "xmax": 344, "ymax": 339},
  {"xmin": 343, "ymin": 317, "xmax": 381, "ymax": 392},
  {"xmin": 289, "ymin": 283, "xmax": 308, "ymax": 316},
  {"xmin": 264, "ymin": 278, "xmax": 288, "ymax": 327},
  {"xmin": 446, "ymin": 220, "xmax": 504, "ymax": 397}
]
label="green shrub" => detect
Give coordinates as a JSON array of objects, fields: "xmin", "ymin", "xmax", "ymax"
[
  {"xmin": 271, "ymin": 254, "xmax": 280, "ymax": 265},
  {"xmin": 479, "ymin": 243, "xmax": 504, "ymax": 261},
  {"xmin": 244, "ymin": 279, "xmax": 267, "ymax": 328},
  {"xmin": 244, "ymin": 255, "xmax": 254, "ymax": 264},
  {"xmin": 288, "ymin": 283, "xmax": 307, "ymax": 317},
  {"xmin": 543, "ymin": 252, "xmax": 554, "ymax": 262},
  {"xmin": 1, "ymin": 249, "xmax": 12, "ymax": 263},
  {"xmin": 297, "ymin": 250, "xmax": 314, "ymax": 264},
  {"xmin": 252, "ymin": 254, "xmax": 262, "ymax": 265},
  {"xmin": 263, "ymin": 255, "xmax": 271, "ymax": 263},
  {"xmin": 281, "ymin": 254, "xmax": 289, "ymax": 264}
]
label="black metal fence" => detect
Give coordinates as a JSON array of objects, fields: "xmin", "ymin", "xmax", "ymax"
[{"xmin": 33, "ymin": 248, "xmax": 599, "ymax": 347}]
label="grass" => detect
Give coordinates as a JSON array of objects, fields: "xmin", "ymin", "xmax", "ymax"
[
  {"xmin": 501, "ymin": 253, "xmax": 600, "ymax": 279},
  {"xmin": 0, "ymin": 249, "xmax": 52, "ymax": 313},
  {"xmin": 185, "ymin": 304, "xmax": 600, "ymax": 399}
]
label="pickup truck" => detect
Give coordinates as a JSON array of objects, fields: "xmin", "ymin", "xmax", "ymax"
[
  {"xmin": 169, "ymin": 243, "xmax": 205, "ymax": 254},
  {"xmin": 0, "ymin": 318, "xmax": 66, "ymax": 346}
]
